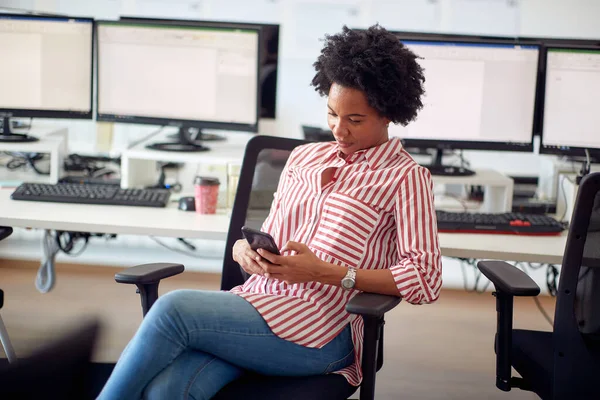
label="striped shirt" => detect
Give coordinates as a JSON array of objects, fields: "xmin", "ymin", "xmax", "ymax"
[{"xmin": 230, "ymin": 137, "xmax": 442, "ymax": 386}]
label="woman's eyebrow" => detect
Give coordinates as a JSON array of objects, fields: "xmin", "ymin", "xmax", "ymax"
[{"xmin": 327, "ymin": 104, "xmax": 366, "ymax": 117}]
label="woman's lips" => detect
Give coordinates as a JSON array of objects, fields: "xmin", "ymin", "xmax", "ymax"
[{"xmin": 336, "ymin": 141, "xmax": 353, "ymax": 148}]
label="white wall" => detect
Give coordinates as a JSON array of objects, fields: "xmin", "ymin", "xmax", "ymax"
[{"xmin": 1, "ymin": 0, "xmax": 597, "ymax": 291}]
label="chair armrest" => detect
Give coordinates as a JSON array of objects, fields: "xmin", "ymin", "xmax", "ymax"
[
  {"xmin": 478, "ymin": 261, "xmax": 540, "ymax": 296},
  {"xmin": 115, "ymin": 263, "xmax": 184, "ymax": 285},
  {"xmin": 346, "ymin": 292, "xmax": 402, "ymax": 318},
  {"xmin": 0, "ymin": 227, "xmax": 13, "ymax": 242}
]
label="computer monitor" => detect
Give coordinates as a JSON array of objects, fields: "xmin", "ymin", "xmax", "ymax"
[
  {"xmin": 119, "ymin": 16, "xmax": 279, "ymax": 120},
  {"xmin": 388, "ymin": 37, "xmax": 540, "ymax": 175},
  {"xmin": 540, "ymin": 46, "xmax": 600, "ymax": 161},
  {"xmin": 96, "ymin": 20, "xmax": 261, "ymax": 152},
  {"xmin": 0, "ymin": 14, "xmax": 93, "ymax": 142}
]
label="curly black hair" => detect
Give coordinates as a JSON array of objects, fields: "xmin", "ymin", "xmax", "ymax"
[{"xmin": 311, "ymin": 25, "xmax": 425, "ymax": 126}]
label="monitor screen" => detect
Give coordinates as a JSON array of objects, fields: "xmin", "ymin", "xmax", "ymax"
[
  {"xmin": 389, "ymin": 39, "xmax": 539, "ymax": 152},
  {"xmin": 96, "ymin": 21, "xmax": 260, "ymax": 131},
  {"xmin": 0, "ymin": 14, "xmax": 93, "ymax": 118},
  {"xmin": 541, "ymin": 47, "xmax": 600, "ymax": 158},
  {"xmin": 119, "ymin": 16, "xmax": 279, "ymax": 120}
]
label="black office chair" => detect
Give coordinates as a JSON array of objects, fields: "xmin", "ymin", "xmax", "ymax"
[
  {"xmin": 477, "ymin": 172, "xmax": 600, "ymax": 399},
  {"xmin": 0, "ymin": 319, "xmax": 100, "ymax": 400},
  {"xmin": 113, "ymin": 135, "xmax": 403, "ymax": 400},
  {"xmin": 0, "ymin": 225, "xmax": 101, "ymax": 399},
  {"xmin": 0, "ymin": 226, "xmax": 17, "ymax": 364}
]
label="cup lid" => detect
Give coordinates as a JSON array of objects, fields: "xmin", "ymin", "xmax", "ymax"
[{"xmin": 194, "ymin": 176, "xmax": 220, "ymax": 186}]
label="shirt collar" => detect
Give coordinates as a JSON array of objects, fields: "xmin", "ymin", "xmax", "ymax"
[{"xmin": 326, "ymin": 137, "xmax": 404, "ymax": 169}]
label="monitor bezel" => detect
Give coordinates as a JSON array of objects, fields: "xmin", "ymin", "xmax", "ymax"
[
  {"xmin": 0, "ymin": 13, "xmax": 94, "ymax": 120},
  {"xmin": 539, "ymin": 45, "xmax": 600, "ymax": 160},
  {"xmin": 390, "ymin": 33, "xmax": 542, "ymax": 153},
  {"xmin": 119, "ymin": 16, "xmax": 280, "ymax": 119},
  {"xmin": 95, "ymin": 19, "xmax": 262, "ymax": 133}
]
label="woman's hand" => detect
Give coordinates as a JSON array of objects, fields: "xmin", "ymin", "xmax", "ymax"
[
  {"xmin": 232, "ymin": 239, "xmax": 267, "ymax": 276},
  {"xmin": 256, "ymin": 241, "xmax": 340, "ymax": 284}
]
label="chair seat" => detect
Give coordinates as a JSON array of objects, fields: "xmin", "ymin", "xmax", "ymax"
[
  {"xmin": 511, "ymin": 329, "xmax": 553, "ymax": 400},
  {"xmin": 213, "ymin": 373, "xmax": 357, "ymax": 400}
]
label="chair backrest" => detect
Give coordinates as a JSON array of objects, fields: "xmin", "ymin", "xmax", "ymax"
[
  {"xmin": 553, "ymin": 172, "xmax": 600, "ymax": 396},
  {"xmin": 220, "ymin": 135, "xmax": 309, "ymax": 291}
]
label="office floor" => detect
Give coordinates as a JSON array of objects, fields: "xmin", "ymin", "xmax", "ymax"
[{"xmin": 0, "ymin": 260, "xmax": 549, "ymax": 399}]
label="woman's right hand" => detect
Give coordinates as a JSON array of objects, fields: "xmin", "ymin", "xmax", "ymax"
[{"xmin": 232, "ymin": 239, "xmax": 266, "ymax": 276}]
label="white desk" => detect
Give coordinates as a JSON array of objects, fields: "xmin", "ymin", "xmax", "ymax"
[
  {"xmin": 438, "ymin": 231, "xmax": 566, "ymax": 265},
  {"xmin": 0, "ymin": 189, "xmax": 230, "ymax": 240},
  {"xmin": 0, "ymin": 188, "xmax": 567, "ymax": 264}
]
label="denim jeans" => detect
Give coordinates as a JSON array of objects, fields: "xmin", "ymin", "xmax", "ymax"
[{"xmin": 97, "ymin": 290, "xmax": 354, "ymax": 400}]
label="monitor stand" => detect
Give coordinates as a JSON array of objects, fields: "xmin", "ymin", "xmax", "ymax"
[
  {"xmin": 166, "ymin": 127, "xmax": 226, "ymax": 143},
  {"xmin": 425, "ymin": 148, "xmax": 475, "ymax": 177},
  {"xmin": 0, "ymin": 117, "xmax": 38, "ymax": 143},
  {"xmin": 145, "ymin": 126, "xmax": 214, "ymax": 152}
]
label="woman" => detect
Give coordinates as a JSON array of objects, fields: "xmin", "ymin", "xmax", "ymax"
[{"xmin": 98, "ymin": 24, "xmax": 441, "ymax": 399}]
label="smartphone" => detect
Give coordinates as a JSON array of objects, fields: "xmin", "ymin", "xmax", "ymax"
[{"xmin": 241, "ymin": 226, "xmax": 280, "ymax": 255}]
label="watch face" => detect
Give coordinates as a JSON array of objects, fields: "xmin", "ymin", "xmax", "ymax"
[{"xmin": 341, "ymin": 278, "xmax": 353, "ymax": 289}]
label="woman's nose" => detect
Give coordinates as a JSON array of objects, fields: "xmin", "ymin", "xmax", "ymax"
[{"xmin": 331, "ymin": 121, "xmax": 348, "ymax": 137}]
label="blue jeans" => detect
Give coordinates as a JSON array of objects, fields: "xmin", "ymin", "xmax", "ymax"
[{"xmin": 97, "ymin": 290, "xmax": 354, "ymax": 400}]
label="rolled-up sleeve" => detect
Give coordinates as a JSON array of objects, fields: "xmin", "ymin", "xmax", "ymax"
[{"xmin": 389, "ymin": 166, "xmax": 442, "ymax": 304}]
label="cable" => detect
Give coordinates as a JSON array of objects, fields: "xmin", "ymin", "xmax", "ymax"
[
  {"xmin": 546, "ymin": 264, "xmax": 559, "ymax": 296},
  {"xmin": 150, "ymin": 237, "xmax": 206, "ymax": 258},
  {"xmin": 55, "ymin": 231, "xmax": 90, "ymax": 256},
  {"xmin": 533, "ymin": 296, "xmax": 554, "ymax": 326},
  {"xmin": 435, "ymin": 192, "xmax": 470, "ymax": 212},
  {"xmin": 585, "ymin": 149, "xmax": 591, "ymax": 172},
  {"xmin": 576, "ymin": 149, "xmax": 592, "ymax": 185},
  {"xmin": 520, "ymin": 262, "xmax": 557, "ymax": 327},
  {"xmin": 127, "ymin": 126, "xmax": 166, "ymax": 149},
  {"xmin": 558, "ymin": 175, "xmax": 574, "ymax": 222},
  {"xmin": 5, "ymin": 152, "xmax": 50, "ymax": 175},
  {"xmin": 458, "ymin": 257, "xmax": 488, "ymax": 292},
  {"xmin": 36, "ymin": 230, "xmax": 59, "ymax": 293},
  {"xmin": 458, "ymin": 150, "xmax": 471, "ymax": 169}
]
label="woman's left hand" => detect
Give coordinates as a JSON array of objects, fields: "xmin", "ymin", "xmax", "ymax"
[{"xmin": 256, "ymin": 241, "xmax": 327, "ymax": 284}]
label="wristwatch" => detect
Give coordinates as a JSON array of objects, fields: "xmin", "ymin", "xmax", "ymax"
[{"xmin": 341, "ymin": 267, "xmax": 357, "ymax": 290}]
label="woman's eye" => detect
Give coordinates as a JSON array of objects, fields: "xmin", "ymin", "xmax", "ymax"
[{"xmin": 349, "ymin": 119, "xmax": 362, "ymax": 124}]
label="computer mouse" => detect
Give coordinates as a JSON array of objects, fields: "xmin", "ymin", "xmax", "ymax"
[{"xmin": 178, "ymin": 196, "xmax": 196, "ymax": 211}]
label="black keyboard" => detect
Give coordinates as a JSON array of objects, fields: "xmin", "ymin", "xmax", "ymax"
[
  {"xmin": 436, "ymin": 210, "xmax": 566, "ymax": 235},
  {"xmin": 11, "ymin": 183, "xmax": 171, "ymax": 208}
]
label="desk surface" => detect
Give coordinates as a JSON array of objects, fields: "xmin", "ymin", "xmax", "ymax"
[
  {"xmin": 0, "ymin": 189, "xmax": 230, "ymax": 240},
  {"xmin": 439, "ymin": 231, "xmax": 566, "ymax": 265},
  {"xmin": 0, "ymin": 189, "xmax": 567, "ymax": 263}
]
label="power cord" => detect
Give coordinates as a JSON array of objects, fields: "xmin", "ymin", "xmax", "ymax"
[
  {"xmin": 145, "ymin": 162, "xmax": 182, "ymax": 192},
  {"xmin": 36, "ymin": 230, "xmax": 59, "ymax": 293},
  {"xmin": 576, "ymin": 149, "xmax": 591, "ymax": 185},
  {"xmin": 150, "ymin": 237, "xmax": 206, "ymax": 258},
  {"xmin": 5, "ymin": 152, "xmax": 50, "ymax": 175},
  {"xmin": 558, "ymin": 175, "xmax": 575, "ymax": 223},
  {"xmin": 63, "ymin": 153, "xmax": 120, "ymax": 177},
  {"xmin": 36, "ymin": 230, "xmax": 112, "ymax": 293},
  {"xmin": 458, "ymin": 257, "xmax": 490, "ymax": 293}
]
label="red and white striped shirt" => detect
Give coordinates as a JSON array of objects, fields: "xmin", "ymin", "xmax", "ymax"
[{"xmin": 231, "ymin": 137, "xmax": 442, "ymax": 386}]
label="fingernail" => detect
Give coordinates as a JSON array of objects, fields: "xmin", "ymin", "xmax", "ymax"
[{"xmin": 265, "ymin": 273, "xmax": 270, "ymax": 279}]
